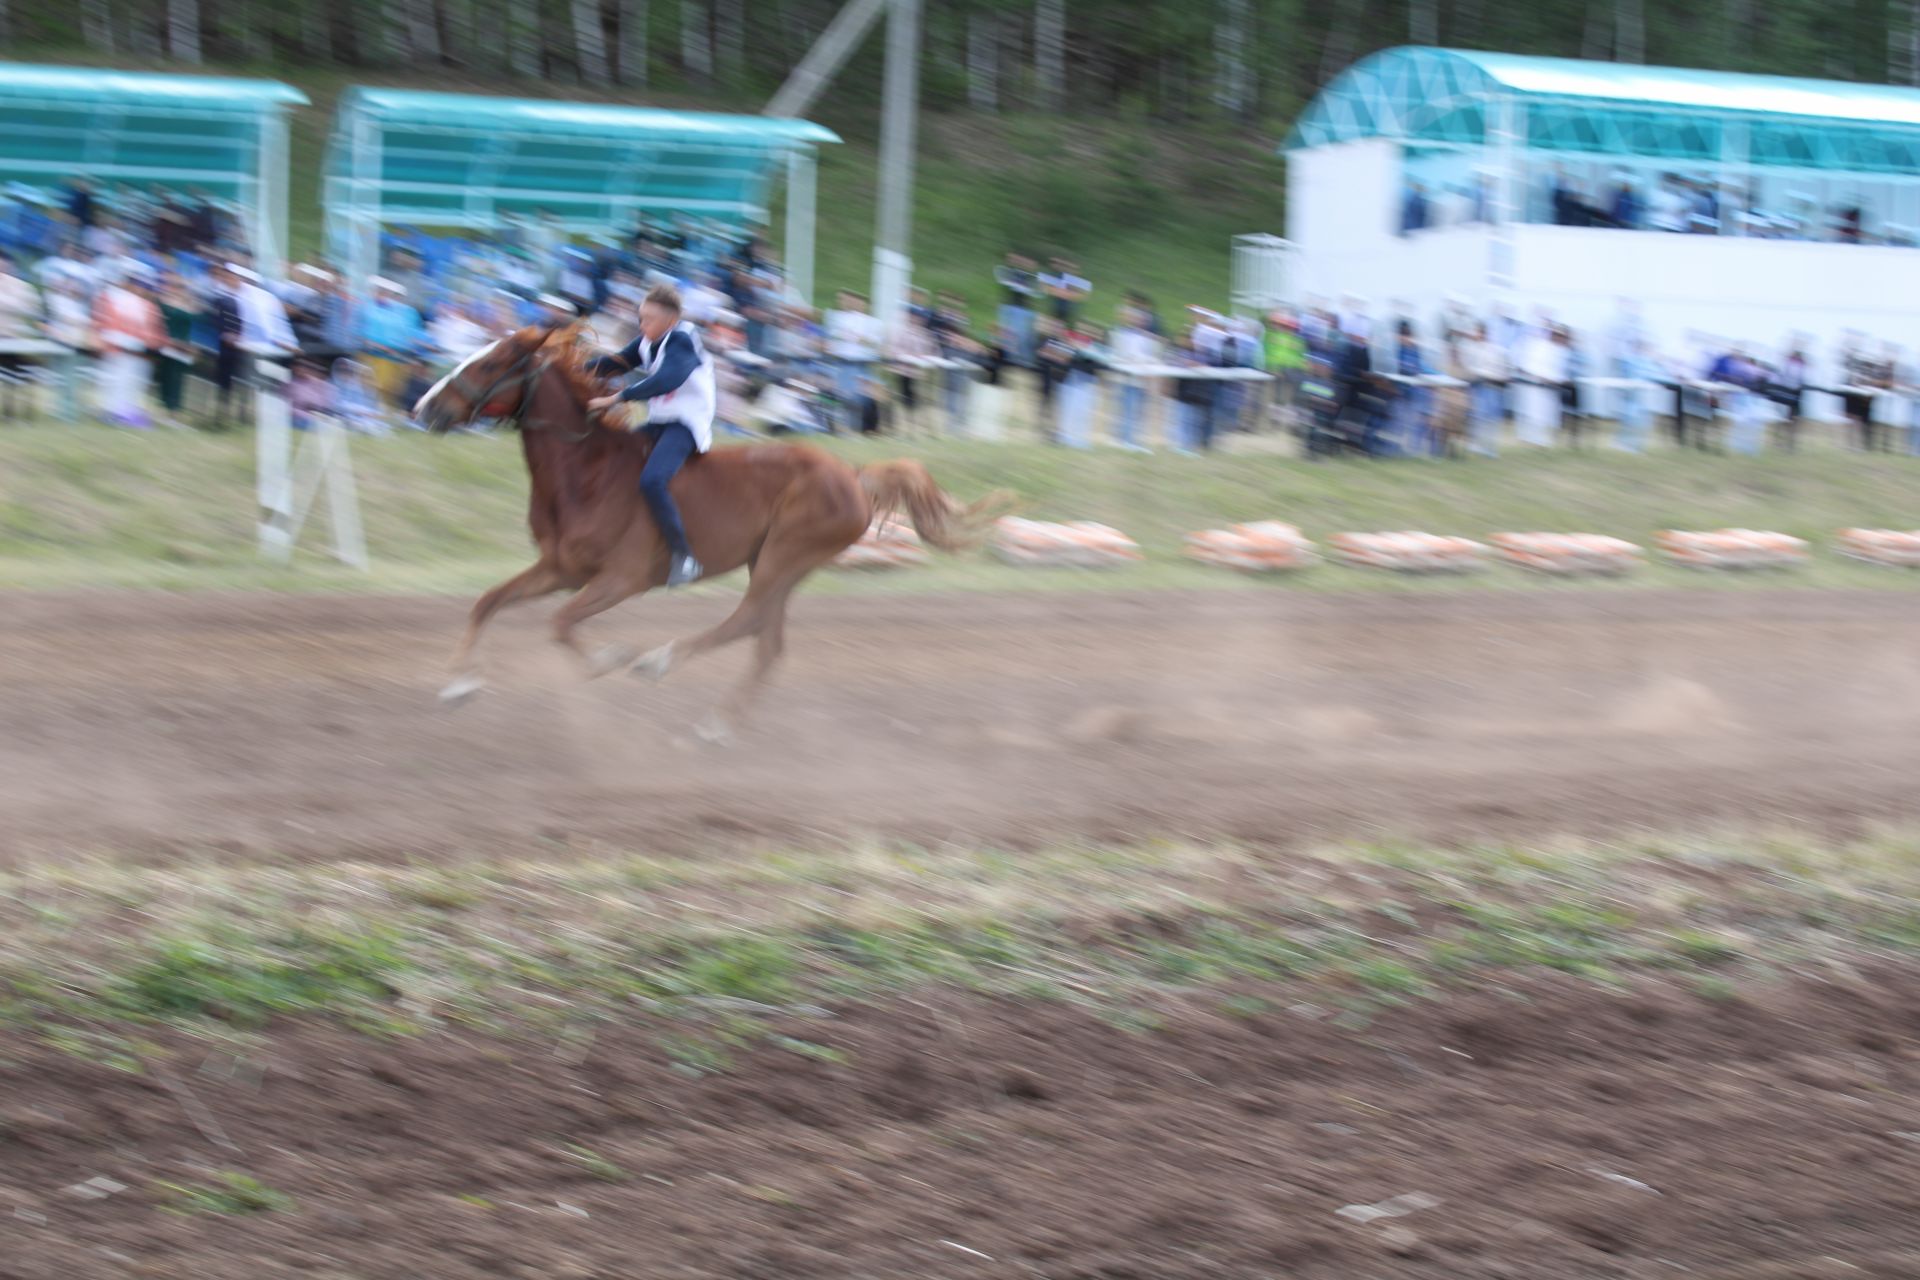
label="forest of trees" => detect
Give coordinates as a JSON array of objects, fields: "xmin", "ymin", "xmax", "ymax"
[{"xmin": 0, "ymin": 0, "xmax": 1913, "ymax": 125}]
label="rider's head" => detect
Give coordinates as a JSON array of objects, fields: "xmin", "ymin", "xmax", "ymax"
[{"xmin": 639, "ymin": 283, "xmax": 683, "ymax": 343}]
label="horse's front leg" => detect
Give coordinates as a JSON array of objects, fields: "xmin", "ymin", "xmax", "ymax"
[
  {"xmin": 441, "ymin": 560, "xmax": 568, "ymax": 703},
  {"xmin": 550, "ymin": 568, "xmax": 651, "ymax": 677}
]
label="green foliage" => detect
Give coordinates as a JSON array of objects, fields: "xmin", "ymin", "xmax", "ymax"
[
  {"xmin": 108, "ymin": 926, "xmax": 409, "ymax": 1025},
  {"xmin": 157, "ymin": 1172, "xmax": 294, "ymax": 1216},
  {"xmin": 562, "ymin": 1144, "xmax": 630, "ymax": 1183},
  {"xmin": 4, "ymin": 426, "xmax": 1920, "ymax": 597}
]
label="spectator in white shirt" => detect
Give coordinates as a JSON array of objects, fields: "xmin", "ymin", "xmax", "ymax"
[
  {"xmin": 1188, "ymin": 307, "xmax": 1229, "ymax": 365},
  {"xmin": 1040, "ymin": 257, "xmax": 1090, "ymax": 326},
  {"xmin": 825, "ymin": 290, "xmax": 883, "ymax": 431},
  {"xmin": 1106, "ymin": 303, "xmax": 1159, "ymax": 451},
  {"xmin": 1604, "ymin": 297, "xmax": 1647, "ymax": 421},
  {"xmin": 39, "ymin": 242, "xmax": 97, "ymax": 303},
  {"xmin": 1650, "ymin": 174, "xmax": 1690, "ymax": 233},
  {"xmin": 430, "ymin": 301, "xmax": 492, "ymax": 367},
  {"xmin": 42, "ymin": 275, "xmax": 93, "ymax": 423},
  {"xmin": 234, "ymin": 268, "xmax": 297, "ymax": 360},
  {"xmin": 1515, "ymin": 323, "xmax": 1569, "ymax": 446},
  {"xmin": 682, "ymin": 273, "xmax": 729, "ymax": 326},
  {"xmin": 1457, "ymin": 322, "xmax": 1509, "ymax": 456},
  {"xmin": 0, "ymin": 251, "xmax": 39, "ymax": 421},
  {"xmin": 886, "ymin": 309, "xmax": 941, "ymax": 434}
]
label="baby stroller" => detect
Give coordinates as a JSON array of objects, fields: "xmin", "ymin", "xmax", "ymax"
[{"xmin": 1302, "ymin": 350, "xmax": 1376, "ymax": 458}]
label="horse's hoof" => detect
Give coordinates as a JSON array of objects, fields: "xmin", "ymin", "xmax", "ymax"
[
  {"xmin": 439, "ymin": 675, "xmax": 485, "ymax": 705},
  {"xmin": 588, "ymin": 642, "xmax": 638, "ymax": 679},
  {"xmin": 693, "ymin": 711, "xmax": 734, "ymax": 747},
  {"xmin": 631, "ymin": 642, "xmax": 675, "ymax": 684}
]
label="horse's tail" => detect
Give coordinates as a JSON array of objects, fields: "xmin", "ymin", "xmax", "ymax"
[{"xmin": 857, "ymin": 459, "xmax": 1015, "ymax": 553}]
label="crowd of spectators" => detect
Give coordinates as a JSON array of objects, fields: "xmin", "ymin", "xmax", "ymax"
[
  {"xmin": 1270, "ymin": 293, "xmax": 1920, "ymax": 460},
  {"xmin": 1401, "ymin": 166, "xmax": 1906, "ymax": 244},
  {"xmin": 3, "ymin": 178, "xmax": 1916, "ymax": 459}
]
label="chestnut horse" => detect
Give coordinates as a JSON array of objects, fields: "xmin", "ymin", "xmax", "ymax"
[{"xmin": 414, "ymin": 323, "xmax": 1002, "ymax": 735}]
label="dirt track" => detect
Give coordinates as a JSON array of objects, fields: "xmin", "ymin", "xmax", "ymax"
[
  {"xmin": 2, "ymin": 588, "xmax": 1917, "ymax": 863},
  {"xmin": 7, "ymin": 968, "xmax": 1920, "ymax": 1279}
]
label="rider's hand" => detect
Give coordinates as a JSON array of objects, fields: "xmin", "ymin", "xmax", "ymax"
[{"xmin": 587, "ymin": 394, "xmax": 621, "ymax": 415}]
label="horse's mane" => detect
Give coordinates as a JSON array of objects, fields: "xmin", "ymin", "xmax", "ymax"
[{"xmin": 536, "ymin": 322, "xmax": 610, "ymax": 408}]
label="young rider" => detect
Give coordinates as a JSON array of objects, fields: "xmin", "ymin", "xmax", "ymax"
[{"xmin": 586, "ymin": 283, "xmax": 714, "ymax": 586}]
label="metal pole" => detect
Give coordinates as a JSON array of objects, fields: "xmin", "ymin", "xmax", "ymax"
[
  {"xmin": 1489, "ymin": 92, "xmax": 1522, "ymax": 294},
  {"xmin": 763, "ymin": 0, "xmax": 888, "ymax": 119},
  {"xmin": 263, "ymin": 109, "xmax": 290, "ymax": 270},
  {"xmin": 351, "ymin": 105, "xmax": 382, "ymax": 295},
  {"xmin": 786, "ymin": 148, "xmax": 817, "ymax": 305},
  {"xmin": 1720, "ymin": 118, "xmax": 1747, "ymax": 237},
  {"xmin": 871, "ymin": 0, "xmax": 920, "ymax": 335}
]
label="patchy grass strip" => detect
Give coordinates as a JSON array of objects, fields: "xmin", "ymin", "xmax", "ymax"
[{"xmin": 2, "ymin": 830, "xmax": 1918, "ymax": 1048}]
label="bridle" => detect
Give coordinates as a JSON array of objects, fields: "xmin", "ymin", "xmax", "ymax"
[{"xmin": 442, "ymin": 337, "xmax": 596, "ymax": 442}]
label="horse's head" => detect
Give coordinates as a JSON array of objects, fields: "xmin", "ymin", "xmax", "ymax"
[{"xmin": 414, "ymin": 324, "xmax": 566, "ymax": 432}]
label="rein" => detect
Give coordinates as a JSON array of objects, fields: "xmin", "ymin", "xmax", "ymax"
[{"xmin": 449, "ymin": 344, "xmax": 596, "ymax": 442}]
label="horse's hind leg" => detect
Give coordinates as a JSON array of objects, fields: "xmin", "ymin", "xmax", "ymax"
[
  {"xmin": 630, "ymin": 561, "xmax": 791, "ymax": 685},
  {"xmin": 442, "ymin": 560, "xmax": 567, "ymax": 703},
  {"xmin": 708, "ymin": 588, "xmax": 795, "ymax": 737},
  {"xmin": 550, "ymin": 568, "xmax": 649, "ymax": 677},
  {"xmin": 630, "ymin": 589, "xmax": 768, "ymax": 686},
  {"xmin": 637, "ymin": 555, "xmax": 824, "ymax": 741}
]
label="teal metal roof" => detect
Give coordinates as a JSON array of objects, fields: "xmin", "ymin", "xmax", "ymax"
[
  {"xmin": 1286, "ymin": 47, "xmax": 1920, "ymax": 171},
  {"xmin": 0, "ymin": 62, "xmax": 305, "ymax": 111},
  {"xmin": 0, "ymin": 63, "xmax": 302, "ymax": 208},
  {"xmin": 327, "ymin": 87, "xmax": 838, "ymax": 231},
  {"xmin": 340, "ymin": 88, "xmax": 838, "ymax": 147},
  {"xmin": 1458, "ymin": 52, "xmax": 1920, "ymax": 125}
]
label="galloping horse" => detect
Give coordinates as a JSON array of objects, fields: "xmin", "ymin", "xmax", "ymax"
[{"xmin": 414, "ymin": 323, "xmax": 1004, "ymax": 736}]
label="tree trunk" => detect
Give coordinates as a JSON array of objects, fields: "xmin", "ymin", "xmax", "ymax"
[
  {"xmin": 440, "ymin": 0, "xmax": 470, "ymax": 64},
  {"xmin": 1319, "ymin": 0, "xmax": 1358, "ymax": 80},
  {"xmin": 1215, "ymin": 0, "xmax": 1252, "ymax": 117},
  {"xmin": 82, "ymin": 0, "xmax": 115, "ymax": 51},
  {"xmin": 681, "ymin": 0, "xmax": 712, "ymax": 79},
  {"xmin": 1581, "ymin": 0, "xmax": 1608, "ymax": 59},
  {"xmin": 618, "ymin": 0, "xmax": 648, "ymax": 84},
  {"xmin": 231, "ymin": 0, "xmax": 267, "ymax": 60},
  {"xmin": 1724, "ymin": 0, "xmax": 1754, "ymax": 68},
  {"xmin": 169, "ymin": 0, "xmax": 204, "ymax": 60},
  {"xmin": 510, "ymin": 0, "xmax": 540, "ymax": 74},
  {"xmin": 967, "ymin": 9, "xmax": 998, "ymax": 111},
  {"xmin": 573, "ymin": 0, "xmax": 610, "ymax": 82},
  {"xmin": 1455, "ymin": 0, "xmax": 1486, "ymax": 44},
  {"xmin": 1893, "ymin": 0, "xmax": 1920, "ymax": 84},
  {"xmin": 1034, "ymin": 0, "xmax": 1065, "ymax": 112},
  {"xmin": 409, "ymin": 0, "xmax": 444, "ymax": 62},
  {"xmin": 1614, "ymin": 0, "xmax": 1644, "ymax": 62},
  {"xmin": 715, "ymin": 0, "xmax": 744, "ymax": 80},
  {"xmin": 1409, "ymin": 0, "xmax": 1437, "ymax": 44}
]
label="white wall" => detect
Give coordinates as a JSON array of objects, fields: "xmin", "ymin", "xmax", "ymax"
[
  {"xmin": 1510, "ymin": 225, "xmax": 1920, "ymax": 360},
  {"xmin": 1289, "ymin": 140, "xmax": 1497, "ymax": 331},
  {"xmin": 1289, "ymin": 140, "xmax": 1920, "ymax": 369}
]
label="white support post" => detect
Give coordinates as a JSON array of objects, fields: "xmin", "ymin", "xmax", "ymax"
[
  {"xmin": 785, "ymin": 147, "xmax": 817, "ymax": 305},
  {"xmin": 283, "ymin": 417, "xmax": 369, "ymax": 570},
  {"xmin": 250, "ymin": 109, "xmax": 289, "ymax": 269},
  {"xmin": 256, "ymin": 361, "xmax": 293, "ymax": 557},
  {"xmin": 1489, "ymin": 92, "xmax": 1523, "ymax": 293},
  {"xmin": 764, "ymin": 0, "xmax": 889, "ymax": 119},
  {"xmin": 1721, "ymin": 116, "xmax": 1747, "ymax": 237},
  {"xmin": 871, "ymin": 0, "xmax": 920, "ymax": 335},
  {"xmin": 350, "ymin": 108, "xmax": 383, "ymax": 296},
  {"xmin": 258, "ymin": 361, "xmax": 368, "ymax": 571}
]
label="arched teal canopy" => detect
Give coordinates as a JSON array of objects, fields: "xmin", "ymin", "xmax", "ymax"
[{"xmin": 1287, "ymin": 47, "xmax": 1920, "ymax": 174}]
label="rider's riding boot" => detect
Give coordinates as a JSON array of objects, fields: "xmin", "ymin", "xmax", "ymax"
[{"xmin": 668, "ymin": 554, "xmax": 705, "ymax": 587}]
